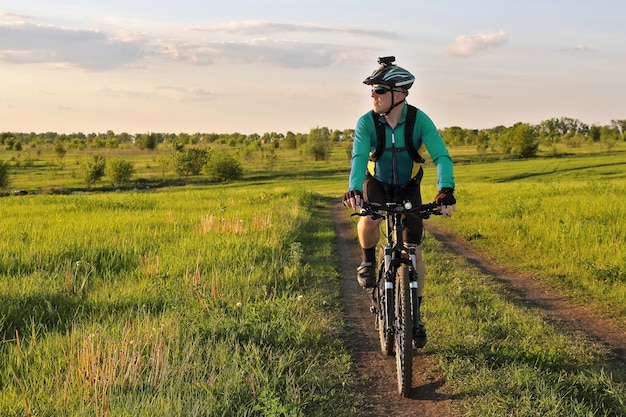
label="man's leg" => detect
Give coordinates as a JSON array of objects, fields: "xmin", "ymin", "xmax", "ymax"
[
  {"xmin": 357, "ymin": 175, "xmax": 384, "ymax": 287},
  {"xmin": 409, "ymin": 243, "xmax": 427, "ymax": 348},
  {"xmin": 411, "ymin": 244, "xmax": 425, "ymax": 298},
  {"xmin": 356, "ymin": 215, "xmax": 381, "ymax": 287},
  {"xmin": 358, "ymin": 215, "xmax": 381, "ymax": 249}
]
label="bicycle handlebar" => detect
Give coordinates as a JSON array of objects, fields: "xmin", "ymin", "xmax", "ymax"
[{"xmin": 351, "ymin": 201, "xmax": 442, "ymax": 220}]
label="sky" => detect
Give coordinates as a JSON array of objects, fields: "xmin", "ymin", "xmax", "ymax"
[{"xmin": 1, "ymin": 0, "xmax": 625, "ymax": 135}]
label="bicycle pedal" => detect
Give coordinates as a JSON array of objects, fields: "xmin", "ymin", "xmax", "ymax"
[{"xmin": 370, "ymin": 298, "xmax": 380, "ymax": 314}]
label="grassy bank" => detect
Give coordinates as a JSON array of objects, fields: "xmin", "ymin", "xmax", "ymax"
[
  {"xmin": 422, "ymin": 149, "xmax": 626, "ymax": 324},
  {"xmin": 421, "ymin": 232, "xmax": 626, "ymax": 416},
  {"xmin": 0, "ymin": 183, "xmax": 358, "ymax": 416}
]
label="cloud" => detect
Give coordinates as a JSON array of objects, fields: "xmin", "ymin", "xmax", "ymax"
[
  {"xmin": 154, "ymin": 37, "xmax": 362, "ymax": 68},
  {"xmin": 445, "ymin": 31, "xmax": 509, "ymax": 57},
  {"xmin": 195, "ymin": 20, "xmax": 398, "ymax": 39},
  {"xmin": 154, "ymin": 86, "xmax": 217, "ymax": 102},
  {"xmin": 179, "ymin": 20, "xmax": 393, "ymax": 68},
  {"xmin": 0, "ymin": 22, "xmax": 144, "ymax": 70},
  {"xmin": 0, "ymin": 17, "xmax": 370, "ymax": 71},
  {"xmin": 560, "ymin": 45, "xmax": 592, "ymax": 53},
  {"xmin": 0, "ymin": 10, "xmax": 33, "ymax": 22},
  {"xmin": 95, "ymin": 85, "xmax": 216, "ymax": 103},
  {"xmin": 214, "ymin": 38, "xmax": 349, "ymax": 68}
]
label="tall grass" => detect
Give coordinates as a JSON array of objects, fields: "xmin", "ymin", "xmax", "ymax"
[
  {"xmin": 0, "ymin": 184, "xmax": 358, "ymax": 416},
  {"xmin": 422, "ymin": 151, "xmax": 626, "ymax": 322},
  {"xmin": 421, "ymin": 233, "xmax": 626, "ymax": 416}
]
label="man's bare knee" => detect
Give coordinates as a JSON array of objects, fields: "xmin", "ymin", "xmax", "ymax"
[
  {"xmin": 358, "ymin": 216, "xmax": 381, "ymax": 249},
  {"xmin": 359, "ymin": 215, "xmax": 380, "ymax": 230}
]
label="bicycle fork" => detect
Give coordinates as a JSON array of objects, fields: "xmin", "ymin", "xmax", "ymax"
[
  {"xmin": 408, "ymin": 247, "xmax": 420, "ymax": 334},
  {"xmin": 383, "ymin": 245, "xmax": 395, "ymax": 333},
  {"xmin": 370, "ymin": 245, "xmax": 395, "ymax": 332},
  {"xmin": 373, "ymin": 245, "xmax": 417, "ymax": 336}
]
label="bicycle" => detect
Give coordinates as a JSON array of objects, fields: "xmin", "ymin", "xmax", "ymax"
[{"xmin": 352, "ymin": 200, "xmax": 441, "ymax": 396}]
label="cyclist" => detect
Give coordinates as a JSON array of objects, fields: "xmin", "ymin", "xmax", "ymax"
[{"xmin": 343, "ymin": 56, "xmax": 456, "ymax": 348}]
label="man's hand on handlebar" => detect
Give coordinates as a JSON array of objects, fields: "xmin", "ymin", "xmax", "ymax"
[
  {"xmin": 342, "ymin": 189, "xmax": 363, "ymax": 210},
  {"xmin": 435, "ymin": 188, "xmax": 457, "ymax": 218},
  {"xmin": 438, "ymin": 204, "xmax": 456, "ymax": 218}
]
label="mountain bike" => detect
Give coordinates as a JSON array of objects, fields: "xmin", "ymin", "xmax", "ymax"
[{"xmin": 353, "ymin": 200, "xmax": 441, "ymax": 396}]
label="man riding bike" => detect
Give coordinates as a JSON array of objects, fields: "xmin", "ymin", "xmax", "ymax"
[{"xmin": 343, "ymin": 56, "xmax": 457, "ymax": 348}]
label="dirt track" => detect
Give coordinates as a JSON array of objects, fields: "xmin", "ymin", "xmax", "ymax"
[
  {"xmin": 333, "ymin": 204, "xmax": 459, "ymax": 417},
  {"xmin": 332, "ymin": 202, "xmax": 625, "ymax": 416}
]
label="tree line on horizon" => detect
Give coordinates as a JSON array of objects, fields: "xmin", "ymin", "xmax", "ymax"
[
  {"xmin": 1, "ymin": 117, "xmax": 625, "ymax": 160},
  {"xmin": 1, "ymin": 117, "xmax": 624, "ymax": 192},
  {"xmin": 2, "ymin": 116, "xmax": 625, "ymax": 145},
  {"xmin": 441, "ymin": 117, "xmax": 625, "ymax": 157}
]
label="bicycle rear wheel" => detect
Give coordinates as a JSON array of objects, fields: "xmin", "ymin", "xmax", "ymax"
[{"xmin": 395, "ymin": 264, "xmax": 413, "ymax": 396}]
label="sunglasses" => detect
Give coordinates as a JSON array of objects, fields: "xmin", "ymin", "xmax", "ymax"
[{"xmin": 371, "ymin": 86, "xmax": 393, "ymax": 95}]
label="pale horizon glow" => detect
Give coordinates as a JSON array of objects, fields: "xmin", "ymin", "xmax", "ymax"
[{"xmin": 1, "ymin": 1, "xmax": 624, "ymax": 135}]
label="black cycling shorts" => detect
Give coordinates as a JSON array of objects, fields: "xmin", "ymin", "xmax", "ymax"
[{"xmin": 362, "ymin": 174, "xmax": 424, "ymax": 245}]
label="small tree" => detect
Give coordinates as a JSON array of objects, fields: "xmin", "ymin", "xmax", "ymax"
[
  {"xmin": 54, "ymin": 140, "xmax": 67, "ymax": 164},
  {"xmin": 344, "ymin": 140, "xmax": 353, "ymax": 161},
  {"xmin": 106, "ymin": 158, "xmax": 134, "ymax": 188},
  {"xmin": 135, "ymin": 132, "xmax": 160, "ymax": 150},
  {"xmin": 172, "ymin": 147, "xmax": 208, "ymax": 178},
  {"xmin": 283, "ymin": 131, "xmax": 298, "ymax": 149},
  {"xmin": 264, "ymin": 148, "xmax": 277, "ymax": 171},
  {"xmin": 476, "ymin": 130, "xmax": 490, "ymax": 158},
  {"xmin": 0, "ymin": 159, "xmax": 11, "ymax": 190},
  {"xmin": 156, "ymin": 155, "xmax": 170, "ymax": 179},
  {"xmin": 600, "ymin": 126, "xmax": 620, "ymax": 150},
  {"xmin": 302, "ymin": 127, "xmax": 330, "ymax": 161},
  {"xmin": 83, "ymin": 155, "xmax": 106, "ymax": 189},
  {"xmin": 205, "ymin": 151, "xmax": 243, "ymax": 182},
  {"xmin": 510, "ymin": 123, "xmax": 539, "ymax": 158}
]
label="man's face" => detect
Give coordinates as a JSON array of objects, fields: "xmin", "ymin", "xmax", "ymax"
[{"xmin": 370, "ymin": 84, "xmax": 398, "ymax": 114}]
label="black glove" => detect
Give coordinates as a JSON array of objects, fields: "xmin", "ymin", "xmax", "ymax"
[
  {"xmin": 435, "ymin": 188, "xmax": 456, "ymax": 206},
  {"xmin": 342, "ymin": 189, "xmax": 363, "ymax": 207}
]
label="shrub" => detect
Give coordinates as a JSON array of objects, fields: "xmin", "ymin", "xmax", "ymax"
[
  {"xmin": 106, "ymin": 158, "xmax": 134, "ymax": 187},
  {"xmin": 135, "ymin": 132, "xmax": 160, "ymax": 150},
  {"xmin": 302, "ymin": 127, "xmax": 330, "ymax": 161},
  {"xmin": 511, "ymin": 123, "xmax": 539, "ymax": 158},
  {"xmin": 0, "ymin": 159, "xmax": 10, "ymax": 190},
  {"xmin": 205, "ymin": 151, "xmax": 243, "ymax": 182},
  {"xmin": 83, "ymin": 155, "xmax": 106, "ymax": 188},
  {"xmin": 172, "ymin": 148, "xmax": 208, "ymax": 178},
  {"xmin": 53, "ymin": 141, "xmax": 67, "ymax": 163}
]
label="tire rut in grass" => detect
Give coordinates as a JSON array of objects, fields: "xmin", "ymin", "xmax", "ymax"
[{"xmin": 425, "ymin": 223, "xmax": 626, "ymax": 364}]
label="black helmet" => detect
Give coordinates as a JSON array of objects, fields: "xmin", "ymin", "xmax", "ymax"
[{"xmin": 363, "ymin": 56, "xmax": 415, "ymax": 90}]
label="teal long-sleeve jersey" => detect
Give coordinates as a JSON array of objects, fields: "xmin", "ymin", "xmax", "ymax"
[{"xmin": 348, "ymin": 104, "xmax": 455, "ymax": 192}]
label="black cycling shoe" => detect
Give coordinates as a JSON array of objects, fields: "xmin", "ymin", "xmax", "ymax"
[
  {"xmin": 412, "ymin": 321, "xmax": 427, "ymax": 349},
  {"xmin": 356, "ymin": 262, "xmax": 376, "ymax": 288}
]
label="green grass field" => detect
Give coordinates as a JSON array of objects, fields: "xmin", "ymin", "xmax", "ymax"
[
  {"xmin": 1, "ymin": 183, "xmax": 358, "ymax": 416},
  {"xmin": 422, "ymin": 149, "xmax": 626, "ymax": 324},
  {"xmin": 1, "ymin": 140, "xmax": 625, "ymax": 415}
]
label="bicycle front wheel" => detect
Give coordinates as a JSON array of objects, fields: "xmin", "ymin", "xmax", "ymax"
[
  {"xmin": 377, "ymin": 261, "xmax": 393, "ymax": 356},
  {"xmin": 395, "ymin": 264, "xmax": 413, "ymax": 396}
]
